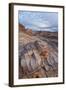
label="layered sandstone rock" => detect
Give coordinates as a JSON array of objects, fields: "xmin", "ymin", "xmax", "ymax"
[{"xmin": 19, "ymin": 24, "xmax": 58, "ymax": 79}]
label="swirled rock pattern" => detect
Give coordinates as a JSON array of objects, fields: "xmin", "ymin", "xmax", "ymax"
[{"xmin": 19, "ymin": 24, "xmax": 58, "ymax": 79}]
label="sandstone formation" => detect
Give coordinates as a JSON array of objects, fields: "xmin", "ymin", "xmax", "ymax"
[{"xmin": 19, "ymin": 24, "xmax": 58, "ymax": 79}]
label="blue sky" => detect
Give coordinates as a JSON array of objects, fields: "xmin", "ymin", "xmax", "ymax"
[{"xmin": 18, "ymin": 11, "xmax": 58, "ymax": 32}]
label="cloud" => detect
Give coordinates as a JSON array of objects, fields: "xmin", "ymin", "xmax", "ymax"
[{"xmin": 18, "ymin": 11, "xmax": 58, "ymax": 32}]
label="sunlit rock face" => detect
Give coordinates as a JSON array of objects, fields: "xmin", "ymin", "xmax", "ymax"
[{"xmin": 19, "ymin": 24, "xmax": 58, "ymax": 79}]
